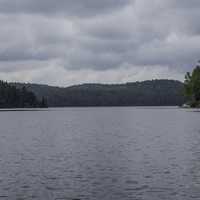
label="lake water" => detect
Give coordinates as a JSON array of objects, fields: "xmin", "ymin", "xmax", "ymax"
[{"xmin": 0, "ymin": 107, "xmax": 199, "ymax": 200}]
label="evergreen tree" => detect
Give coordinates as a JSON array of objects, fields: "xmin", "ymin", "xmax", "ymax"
[
  {"xmin": 0, "ymin": 81, "xmax": 48, "ymax": 108},
  {"xmin": 184, "ymin": 62, "xmax": 200, "ymax": 107},
  {"xmin": 40, "ymin": 97, "xmax": 48, "ymax": 108}
]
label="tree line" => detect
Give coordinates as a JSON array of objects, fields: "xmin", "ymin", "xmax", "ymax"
[
  {"xmin": 0, "ymin": 81, "xmax": 47, "ymax": 108},
  {"xmin": 184, "ymin": 62, "xmax": 200, "ymax": 107},
  {"xmin": 13, "ymin": 80, "xmax": 185, "ymax": 107}
]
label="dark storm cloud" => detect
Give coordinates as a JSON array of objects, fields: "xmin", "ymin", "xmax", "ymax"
[{"xmin": 0, "ymin": 0, "xmax": 199, "ymax": 84}]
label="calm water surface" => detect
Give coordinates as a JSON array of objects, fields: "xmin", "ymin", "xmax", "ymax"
[{"xmin": 0, "ymin": 107, "xmax": 199, "ymax": 200}]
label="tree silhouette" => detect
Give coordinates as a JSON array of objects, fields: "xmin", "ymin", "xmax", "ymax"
[{"xmin": 184, "ymin": 62, "xmax": 200, "ymax": 107}]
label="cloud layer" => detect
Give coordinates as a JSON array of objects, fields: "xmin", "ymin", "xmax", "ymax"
[{"xmin": 0, "ymin": 0, "xmax": 199, "ymax": 85}]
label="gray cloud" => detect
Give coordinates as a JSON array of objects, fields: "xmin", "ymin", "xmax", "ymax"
[
  {"xmin": 0, "ymin": 0, "xmax": 131, "ymax": 17},
  {"xmin": 0, "ymin": 0, "xmax": 199, "ymax": 85}
]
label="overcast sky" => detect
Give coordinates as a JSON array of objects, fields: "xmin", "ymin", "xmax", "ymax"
[{"xmin": 0, "ymin": 0, "xmax": 199, "ymax": 86}]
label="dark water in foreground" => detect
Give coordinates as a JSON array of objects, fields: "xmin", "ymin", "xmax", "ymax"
[{"xmin": 0, "ymin": 107, "xmax": 200, "ymax": 200}]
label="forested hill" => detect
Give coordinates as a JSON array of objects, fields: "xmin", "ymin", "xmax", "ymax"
[
  {"xmin": 12, "ymin": 80, "xmax": 185, "ymax": 107},
  {"xmin": 0, "ymin": 81, "xmax": 47, "ymax": 108}
]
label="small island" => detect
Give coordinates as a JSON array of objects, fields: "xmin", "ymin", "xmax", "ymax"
[{"xmin": 184, "ymin": 62, "xmax": 200, "ymax": 108}]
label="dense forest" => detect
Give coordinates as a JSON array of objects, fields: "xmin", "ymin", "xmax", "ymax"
[
  {"xmin": 184, "ymin": 64, "xmax": 200, "ymax": 107},
  {"xmin": 0, "ymin": 81, "xmax": 47, "ymax": 108},
  {"xmin": 13, "ymin": 80, "xmax": 185, "ymax": 107}
]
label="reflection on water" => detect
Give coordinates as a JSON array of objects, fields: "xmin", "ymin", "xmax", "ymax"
[{"xmin": 0, "ymin": 107, "xmax": 199, "ymax": 200}]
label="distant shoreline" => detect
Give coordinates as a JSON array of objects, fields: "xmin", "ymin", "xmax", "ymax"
[
  {"xmin": 0, "ymin": 106, "xmax": 180, "ymax": 111},
  {"xmin": 13, "ymin": 79, "xmax": 185, "ymax": 107}
]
